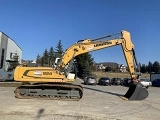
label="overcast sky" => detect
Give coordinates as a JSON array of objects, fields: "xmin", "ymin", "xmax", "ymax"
[{"xmin": 0, "ymin": 0, "xmax": 160, "ymax": 65}]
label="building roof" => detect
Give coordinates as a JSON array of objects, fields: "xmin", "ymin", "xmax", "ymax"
[{"xmin": 0, "ymin": 31, "xmax": 22, "ymax": 51}]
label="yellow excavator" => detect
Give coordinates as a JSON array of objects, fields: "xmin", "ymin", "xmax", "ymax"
[{"xmin": 14, "ymin": 30, "xmax": 148, "ymax": 101}]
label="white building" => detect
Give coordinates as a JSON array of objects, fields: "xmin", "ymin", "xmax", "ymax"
[
  {"xmin": 0, "ymin": 32, "xmax": 22, "ymax": 71},
  {"xmin": 119, "ymin": 64, "xmax": 127, "ymax": 72}
]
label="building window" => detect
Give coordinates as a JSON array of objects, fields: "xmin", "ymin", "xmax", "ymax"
[
  {"xmin": 0, "ymin": 48, "xmax": 5, "ymax": 68},
  {"xmin": 10, "ymin": 52, "xmax": 13, "ymax": 59}
]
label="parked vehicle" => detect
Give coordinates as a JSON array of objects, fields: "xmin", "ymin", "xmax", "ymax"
[
  {"xmin": 98, "ymin": 77, "xmax": 111, "ymax": 86},
  {"xmin": 140, "ymin": 78, "xmax": 152, "ymax": 89},
  {"xmin": 152, "ymin": 79, "xmax": 160, "ymax": 87},
  {"xmin": 150, "ymin": 73, "xmax": 160, "ymax": 81},
  {"xmin": 111, "ymin": 78, "xmax": 123, "ymax": 85},
  {"xmin": 123, "ymin": 78, "xmax": 132, "ymax": 86},
  {"xmin": 84, "ymin": 76, "xmax": 97, "ymax": 85}
]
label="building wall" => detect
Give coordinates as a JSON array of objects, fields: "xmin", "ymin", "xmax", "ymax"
[
  {"xmin": 0, "ymin": 32, "xmax": 22, "ymax": 71},
  {"xmin": 0, "ymin": 32, "xmax": 8, "ymax": 70}
]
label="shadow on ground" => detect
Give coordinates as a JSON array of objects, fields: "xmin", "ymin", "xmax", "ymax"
[{"xmin": 83, "ymin": 86, "xmax": 123, "ymax": 96}]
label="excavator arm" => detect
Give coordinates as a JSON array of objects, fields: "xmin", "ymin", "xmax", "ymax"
[
  {"xmin": 56, "ymin": 31, "xmax": 140, "ymax": 79},
  {"xmin": 14, "ymin": 30, "xmax": 148, "ymax": 101}
]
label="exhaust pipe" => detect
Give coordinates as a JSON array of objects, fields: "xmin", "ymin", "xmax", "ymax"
[{"xmin": 120, "ymin": 82, "xmax": 148, "ymax": 100}]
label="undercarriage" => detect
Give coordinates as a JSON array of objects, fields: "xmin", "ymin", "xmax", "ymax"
[{"xmin": 14, "ymin": 83, "xmax": 83, "ymax": 101}]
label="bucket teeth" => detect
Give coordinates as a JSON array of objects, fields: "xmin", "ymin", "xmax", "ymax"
[{"xmin": 119, "ymin": 96, "xmax": 129, "ymax": 101}]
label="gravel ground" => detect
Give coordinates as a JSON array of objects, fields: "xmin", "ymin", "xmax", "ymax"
[{"xmin": 0, "ymin": 78, "xmax": 159, "ymax": 120}]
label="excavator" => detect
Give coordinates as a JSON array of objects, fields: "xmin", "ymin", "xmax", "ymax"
[{"xmin": 14, "ymin": 30, "xmax": 148, "ymax": 101}]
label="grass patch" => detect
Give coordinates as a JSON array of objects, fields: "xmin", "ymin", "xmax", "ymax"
[{"xmin": 92, "ymin": 71, "xmax": 150, "ymax": 80}]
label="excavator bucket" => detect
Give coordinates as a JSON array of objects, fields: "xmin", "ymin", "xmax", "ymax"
[{"xmin": 120, "ymin": 82, "xmax": 148, "ymax": 100}]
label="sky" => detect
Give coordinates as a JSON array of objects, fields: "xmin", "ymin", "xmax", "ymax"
[{"xmin": 0, "ymin": 0, "xmax": 160, "ymax": 65}]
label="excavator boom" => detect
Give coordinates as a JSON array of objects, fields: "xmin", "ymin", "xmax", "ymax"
[{"xmin": 14, "ymin": 30, "xmax": 148, "ymax": 101}]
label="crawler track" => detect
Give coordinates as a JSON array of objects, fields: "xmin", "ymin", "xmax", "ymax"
[{"xmin": 14, "ymin": 83, "xmax": 83, "ymax": 101}]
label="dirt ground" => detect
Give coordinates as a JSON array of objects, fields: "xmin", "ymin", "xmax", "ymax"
[{"xmin": 0, "ymin": 78, "xmax": 159, "ymax": 120}]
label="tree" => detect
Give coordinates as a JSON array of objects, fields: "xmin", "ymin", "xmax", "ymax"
[
  {"xmin": 82, "ymin": 61, "xmax": 90, "ymax": 78},
  {"xmin": 75, "ymin": 53, "xmax": 94, "ymax": 78},
  {"xmin": 43, "ymin": 49, "xmax": 49, "ymax": 64},
  {"xmin": 36, "ymin": 54, "xmax": 41, "ymax": 65},
  {"xmin": 152, "ymin": 61, "xmax": 160, "ymax": 73},
  {"xmin": 48, "ymin": 47, "xmax": 55, "ymax": 67},
  {"xmin": 55, "ymin": 40, "xmax": 63, "ymax": 58},
  {"xmin": 105, "ymin": 66, "xmax": 112, "ymax": 72},
  {"xmin": 140, "ymin": 64, "xmax": 147, "ymax": 73},
  {"xmin": 147, "ymin": 61, "xmax": 153, "ymax": 73}
]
